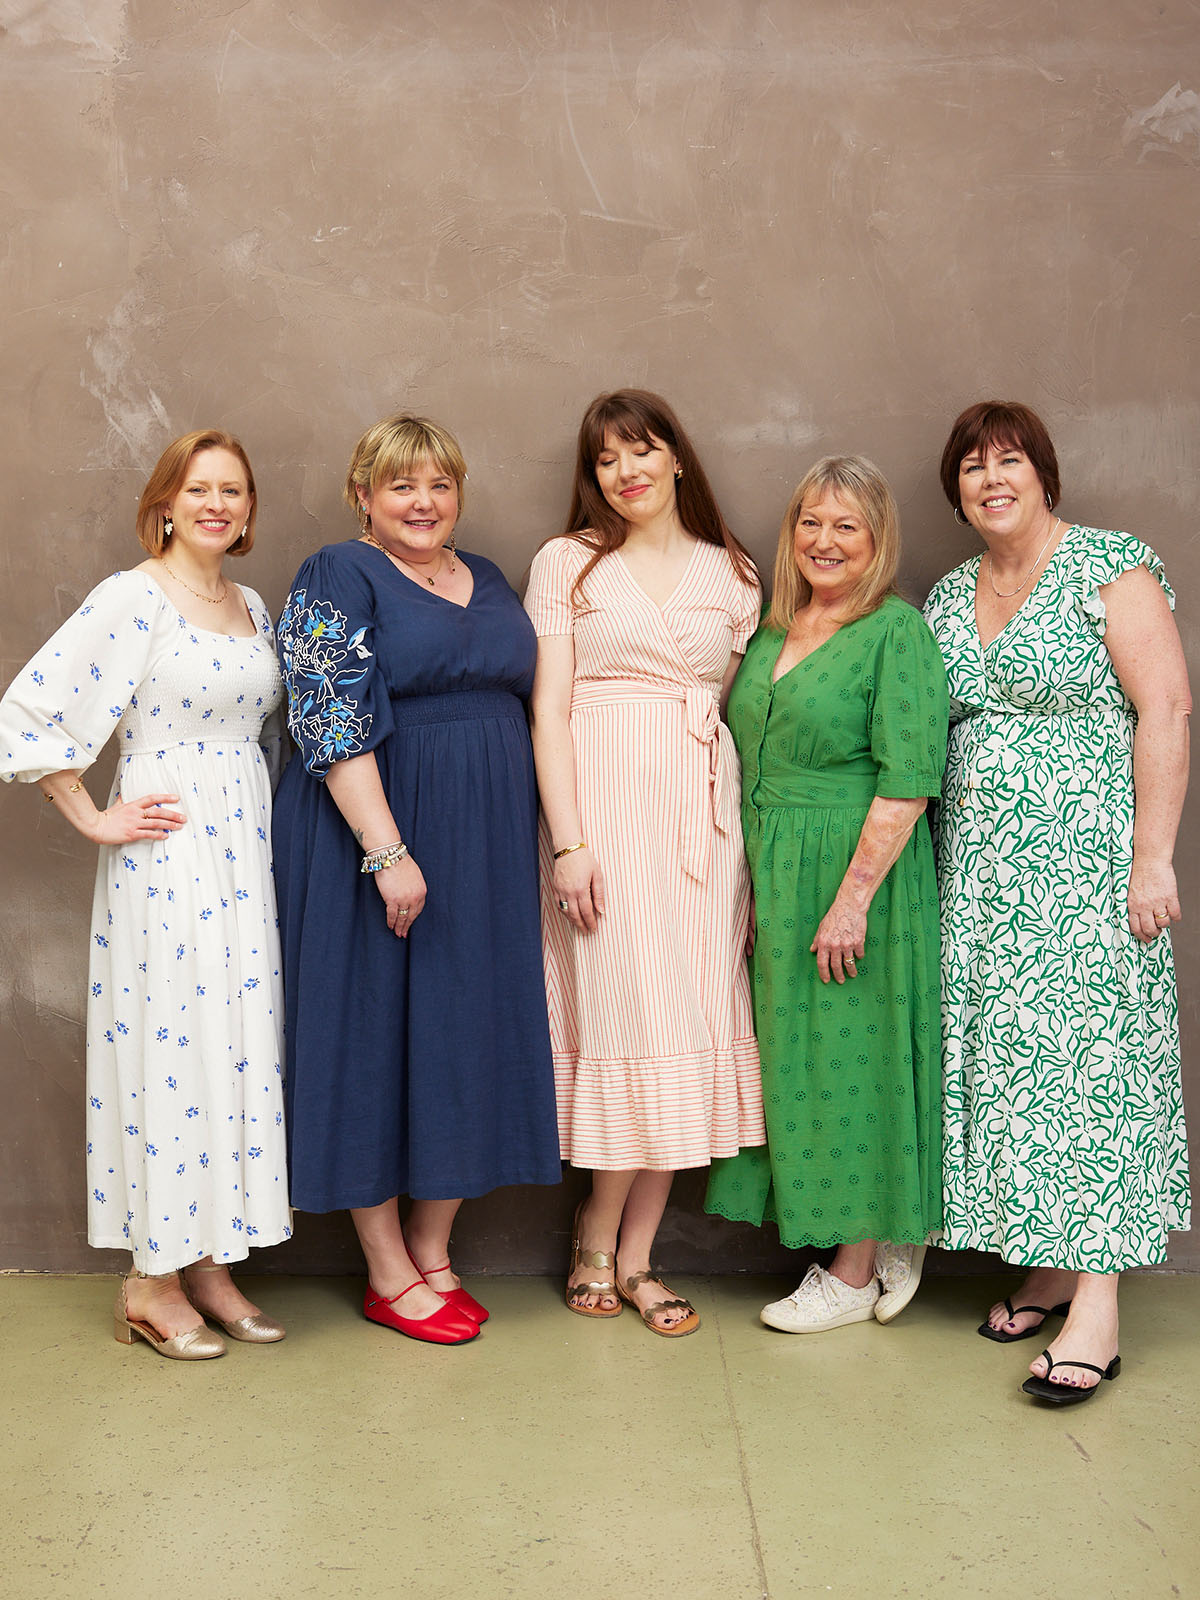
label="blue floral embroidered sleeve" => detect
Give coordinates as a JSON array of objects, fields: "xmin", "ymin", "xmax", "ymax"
[{"xmin": 276, "ymin": 547, "xmax": 393, "ymax": 779}]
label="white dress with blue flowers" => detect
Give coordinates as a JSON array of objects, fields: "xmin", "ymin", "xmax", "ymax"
[{"xmin": 0, "ymin": 570, "xmax": 292, "ymax": 1272}]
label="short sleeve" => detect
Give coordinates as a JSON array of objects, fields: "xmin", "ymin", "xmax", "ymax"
[
  {"xmin": 276, "ymin": 545, "xmax": 394, "ymax": 780},
  {"xmin": 0, "ymin": 570, "xmax": 169, "ymax": 784},
  {"xmin": 1072, "ymin": 527, "xmax": 1175, "ymax": 638},
  {"xmin": 524, "ymin": 538, "xmax": 589, "ymax": 635},
  {"xmin": 730, "ymin": 568, "xmax": 763, "ymax": 654},
  {"xmin": 868, "ymin": 602, "xmax": 949, "ymax": 799}
]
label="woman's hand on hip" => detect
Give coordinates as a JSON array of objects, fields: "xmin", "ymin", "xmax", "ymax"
[
  {"xmin": 1127, "ymin": 857, "xmax": 1181, "ymax": 943},
  {"xmin": 91, "ymin": 793, "xmax": 186, "ymax": 845},
  {"xmin": 374, "ymin": 855, "xmax": 427, "ymax": 938},
  {"xmin": 811, "ymin": 896, "xmax": 867, "ymax": 984},
  {"xmin": 553, "ymin": 846, "xmax": 606, "ymax": 932}
]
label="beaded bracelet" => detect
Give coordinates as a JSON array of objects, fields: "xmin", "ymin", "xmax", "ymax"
[
  {"xmin": 360, "ymin": 841, "xmax": 409, "ymax": 874},
  {"xmin": 552, "ymin": 840, "xmax": 587, "ymax": 860}
]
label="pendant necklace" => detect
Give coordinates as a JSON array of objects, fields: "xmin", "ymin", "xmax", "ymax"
[
  {"xmin": 986, "ymin": 518, "xmax": 1061, "ymax": 599},
  {"xmin": 362, "ymin": 532, "xmax": 446, "ymax": 587}
]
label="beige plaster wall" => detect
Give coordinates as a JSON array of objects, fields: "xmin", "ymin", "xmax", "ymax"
[{"xmin": 1, "ymin": 0, "xmax": 1196, "ymax": 1273}]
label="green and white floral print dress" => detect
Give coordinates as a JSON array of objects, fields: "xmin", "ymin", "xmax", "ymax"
[{"xmin": 924, "ymin": 526, "xmax": 1189, "ymax": 1273}]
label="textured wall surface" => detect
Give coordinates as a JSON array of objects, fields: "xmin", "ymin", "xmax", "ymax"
[{"xmin": 1, "ymin": 0, "xmax": 1196, "ymax": 1274}]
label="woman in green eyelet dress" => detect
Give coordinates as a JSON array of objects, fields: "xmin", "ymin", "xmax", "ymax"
[
  {"xmin": 706, "ymin": 456, "xmax": 948, "ymax": 1333},
  {"xmin": 925, "ymin": 400, "xmax": 1191, "ymax": 1406}
]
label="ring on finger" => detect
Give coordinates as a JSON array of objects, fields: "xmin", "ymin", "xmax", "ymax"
[
  {"xmin": 398, "ymin": 907, "xmax": 411, "ymax": 917},
  {"xmin": 558, "ymin": 899, "xmax": 569, "ymax": 912}
]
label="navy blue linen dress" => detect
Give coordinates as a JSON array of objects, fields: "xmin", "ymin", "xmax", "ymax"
[{"xmin": 272, "ymin": 540, "xmax": 561, "ymax": 1210}]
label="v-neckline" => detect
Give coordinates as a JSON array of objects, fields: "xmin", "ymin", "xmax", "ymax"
[
  {"xmin": 974, "ymin": 524, "xmax": 1076, "ymax": 652},
  {"xmin": 359, "ymin": 540, "xmax": 477, "ymax": 610},
  {"xmin": 613, "ymin": 539, "xmax": 700, "ymax": 611}
]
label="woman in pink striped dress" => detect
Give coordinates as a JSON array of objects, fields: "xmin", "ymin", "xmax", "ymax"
[{"xmin": 525, "ymin": 390, "xmax": 766, "ymax": 1336}]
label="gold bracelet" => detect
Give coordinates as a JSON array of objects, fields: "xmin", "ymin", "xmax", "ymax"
[
  {"xmin": 45, "ymin": 774, "xmax": 84, "ymax": 800},
  {"xmin": 553, "ymin": 840, "xmax": 587, "ymax": 860}
]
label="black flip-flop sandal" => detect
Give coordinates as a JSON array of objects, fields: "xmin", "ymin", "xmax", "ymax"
[
  {"xmin": 1021, "ymin": 1350, "xmax": 1121, "ymax": 1405},
  {"xmin": 976, "ymin": 1297, "xmax": 1072, "ymax": 1343}
]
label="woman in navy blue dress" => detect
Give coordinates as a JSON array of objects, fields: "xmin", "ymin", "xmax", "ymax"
[{"xmin": 273, "ymin": 413, "xmax": 560, "ymax": 1344}]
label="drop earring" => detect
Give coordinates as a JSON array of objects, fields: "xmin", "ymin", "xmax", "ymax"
[
  {"xmin": 448, "ymin": 530, "xmax": 457, "ymax": 574},
  {"xmin": 163, "ymin": 514, "xmax": 174, "ymax": 538},
  {"xmin": 674, "ymin": 463, "xmax": 683, "ymax": 480}
]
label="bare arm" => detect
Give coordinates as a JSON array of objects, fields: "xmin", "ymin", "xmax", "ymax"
[
  {"xmin": 1100, "ymin": 563, "xmax": 1192, "ymax": 943},
  {"xmin": 811, "ymin": 796, "xmax": 928, "ymax": 984},
  {"xmin": 39, "ymin": 767, "xmax": 185, "ymax": 845},
  {"xmin": 527, "ymin": 634, "xmax": 606, "ymax": 931},
  {"xmin": 719, "ymin": 651, "xmax": 745, "ymax": 713},
  {"xmin": 323, "ymin": 750, "xmax": 427, "ymax": 938}
]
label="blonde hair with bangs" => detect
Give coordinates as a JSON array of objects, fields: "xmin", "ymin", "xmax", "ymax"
[
  {"xmin": 767, "ymin": 455, "xmax": 900, "ymax": 632},
  {"xmin": 344, "ymin": 413, "xmax": 467, "ymax": 520}
]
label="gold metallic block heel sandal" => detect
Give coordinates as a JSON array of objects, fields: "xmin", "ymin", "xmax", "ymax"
[{"xmin": 113, "ymin": 1270, "xmax": 227, "ymax": 1360}]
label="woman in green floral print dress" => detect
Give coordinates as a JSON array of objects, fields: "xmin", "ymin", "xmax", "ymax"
[
  {"xmin": 925, "ymin": 401, "xmax": 1191, "ymax": 1406},
  {"xmin": 706, "ymin": 457, "xmax": 948, "ymax": 1333}
]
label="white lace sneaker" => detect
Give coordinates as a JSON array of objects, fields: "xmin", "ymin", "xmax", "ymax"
[
  {"xmin": 760, "ymin": 1264, "xmax": 880, "ymax": 1333},
  {"xmin": 873, "ymin": 1241, "xmax": 927, "ymax": 1324}
]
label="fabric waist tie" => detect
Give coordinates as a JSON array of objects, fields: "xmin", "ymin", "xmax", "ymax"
[
  {"xmin": 752, "ymin": 768, "xmax": 879, "ymax": 808},
  {"xmin": 389, "ymin": 689, "xmax": 526, "ymax": 728},
  {"xmin": 571, "ymin": 678, "xmax": 736, "ymax": 881}
]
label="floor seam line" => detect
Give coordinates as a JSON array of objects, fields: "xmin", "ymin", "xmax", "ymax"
[{"xmin": 711, "ymin": 1278, "xmax": 771, "ymax": 1600}]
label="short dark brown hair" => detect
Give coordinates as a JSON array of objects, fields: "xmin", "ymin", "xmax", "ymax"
[
  {"xmin": 137, "ymin": 429, "xmax": 257, "ymax": 556},
  {"xmin": 939, "ymin": 401, "xmax": 1061, "ymax": 515}
]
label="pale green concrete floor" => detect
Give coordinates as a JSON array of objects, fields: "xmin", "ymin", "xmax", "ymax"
[{"xmin": 2, "ymin": 1272, "xmax": 1198, "ymax": 1600}]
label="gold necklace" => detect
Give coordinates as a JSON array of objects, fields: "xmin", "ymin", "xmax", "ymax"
[
  {"xmin": 160, "ymin": 561, "xmax": 227, "ymax": 605},
  {"xmin": 362, "ymin": 532, "xmax": 450, "ymax": 587},
  {"xmin": 985, "ymin": 518, "xmax": 1061, "ymax": 599}
]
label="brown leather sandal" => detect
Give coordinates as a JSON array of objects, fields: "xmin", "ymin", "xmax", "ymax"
[
  {"xmin": 565, "ymin": 1200, "xmax": 622, "ymax": 1319},
  {"xmin": 616, "ymin": 1269, "xmax": 701, "ymax": 1338}
]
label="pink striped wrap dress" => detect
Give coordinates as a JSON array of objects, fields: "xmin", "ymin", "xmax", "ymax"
[{"xmin": 525, "ymin": 535, "xmax": 766, "ymax": 1170}]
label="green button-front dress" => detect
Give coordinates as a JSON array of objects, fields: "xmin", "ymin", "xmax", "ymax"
[{"xmin": 705, "ymin": 595, "xmax": 948, "ymax": 1248}]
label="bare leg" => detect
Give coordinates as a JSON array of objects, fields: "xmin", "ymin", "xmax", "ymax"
[
  {"xmin": 351, "ymin": 1196, "xmax": 446, "ymax": 1319},
  {"xmin": 614, "ymin": 1169, "xmax": 692, "ymax": 1332},
  {"xmin": 829, "ymin": 1239, "xmax": 877, "ymax": 1290},
  {"xmin": 182, "ymin": 1256, "xmax": 269, "ymax": 1323},
  {"xmin": 405, "ymin": 1197, "xmax": 466, "ymax": 1296},
  {"xmin": 568, "ymin": 1169, "xmax": 637, "ymax": 1312},
  {"xmin": 123, "ymin": 1265, "xmax": 204, "ymax": 1339},
  {"xmin": 983, "ymin": 1265, "xmax": 1078, "ymax": 1337},
  {"xmin": 1029, "ymin": 1270, "xmax": 1119, "ymax": 1390}
]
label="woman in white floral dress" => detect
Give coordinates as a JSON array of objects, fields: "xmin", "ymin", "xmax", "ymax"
[
  {"xmin": 0, "ymin": 430, "xmax": 291, "ymax": 1358},
  {"xmin": 925, "ymin": 400, "xmax": 1191, "ymax": 1405}
]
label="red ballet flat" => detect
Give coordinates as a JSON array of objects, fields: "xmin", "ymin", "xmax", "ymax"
[
  {"xmin": 418, "ymin": 1261, "xmax": 490, "ymax": 1325},
  {"xmin": 363, "ymin": 1281, "xmax": 479, "ymax": 1345}
]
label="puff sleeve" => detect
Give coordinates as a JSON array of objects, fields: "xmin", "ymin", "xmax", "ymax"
[{"xmin": 0, "ymin": 571, "xmax": 170, "ymax": 784}]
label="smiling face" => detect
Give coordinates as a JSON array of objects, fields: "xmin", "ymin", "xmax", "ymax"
[
  {"xmin": 594, "ymin": 429, "xmax": 681, "ymax": 525},
  {"xmin": 957, "ymin": 441, "xmax": 1048, "ymax": 544},
  {"xmin": 164, "ymin": 448, "xmax": 252, "ymax": 559},
  {"xmin": 358, "ymin": 457, "xmax": 460, "ymax": 561},
  {"xmin": 791, "ymin": 488, "xmax": 876, "ymax": 601}
]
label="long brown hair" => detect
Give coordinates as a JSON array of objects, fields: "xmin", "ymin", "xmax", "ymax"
[
  {"xmin": 561, "ymin": 389, "xmax": 756, "ymax": 601},
  {"xmin": 766, "ymin": 456, "xmax": 900, "ymax": 632},
  {"xmin": 136, "ymin": 429, "xmax": 257, "ymax": 556}
]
